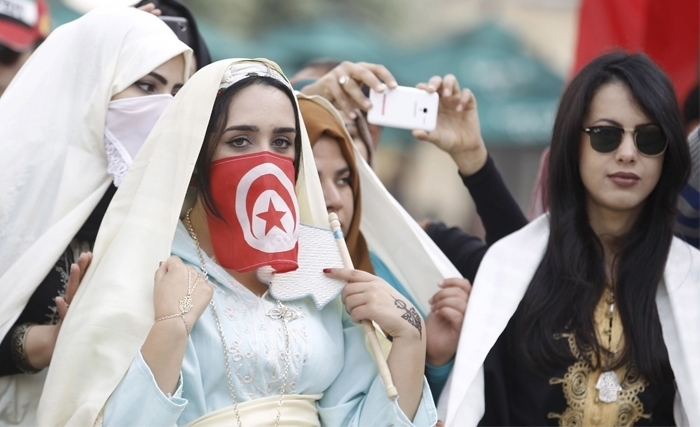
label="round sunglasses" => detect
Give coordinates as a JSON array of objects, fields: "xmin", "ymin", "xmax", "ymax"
[{"xmin": 582, "ymin": 125, "xmax": 668, "ymax": 157}]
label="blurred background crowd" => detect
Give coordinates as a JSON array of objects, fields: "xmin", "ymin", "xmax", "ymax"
[{"xmin": 3, "ymin": 0, "xmax": 698, "ymax": 237}]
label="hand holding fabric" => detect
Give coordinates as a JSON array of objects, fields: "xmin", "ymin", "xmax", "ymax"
[
  {"xmin": 425, "ymin": 277, "xmax": 471, "ymax": 367},
  {"xmin": 152, "ymin": 255, "xmax": 212, "ymax": 333},
  {"xmin": 413, "ymin": 74, "xmax": 488, "ymax": 177},
  {"xmin": 25, "ymin": 252, "xmax": 93, "ymax": 370},
  {"xmin": 300, "ymin": 61, "xmax": 398, "ymax": 120}
]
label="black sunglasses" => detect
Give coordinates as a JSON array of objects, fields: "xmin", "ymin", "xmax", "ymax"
[{"xmin": 582, "ymin": 125, "xmax": 668, "ymax": 157}]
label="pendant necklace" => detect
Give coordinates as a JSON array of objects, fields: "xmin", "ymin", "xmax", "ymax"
[
  {"xmin": 595, "ymin": 280, "xmax": 622, "ymax": 403},
  {"xmin": 185, "ymin": 208, "xmax": 296, "ymax": 427}
]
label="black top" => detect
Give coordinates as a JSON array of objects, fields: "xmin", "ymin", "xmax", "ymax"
[
  {"xmin": 480, "ymin": 310, "xmax": 676, "ymax": 426},
  {"xmin": 425, "ymin": 155, "xmax": 528, "ymax": 283},
  {"xmin": 0, "ymin": 184, "xmax": 117, "ymax": 376}
]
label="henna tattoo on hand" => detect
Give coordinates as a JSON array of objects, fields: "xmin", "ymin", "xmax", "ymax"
[{"xmin": 393, "ymin": 297, "xmax": 422, "ymax": 338}]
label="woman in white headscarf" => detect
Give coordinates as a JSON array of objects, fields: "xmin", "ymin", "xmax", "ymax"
[
  {"xmin": 39, "ymin": 59, "xmax": 437, "ymax": 427},
  {"xmin": 0, "ymin": 6, "xmax": 191, "ymax": 425}
]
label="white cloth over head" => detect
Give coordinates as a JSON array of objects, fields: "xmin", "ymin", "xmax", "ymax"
[
  {"xmin": 38, "ymin": 59, "xmax": 329, "ymax": 426},
  {"xmin": 0, "ymin": 6, "xmax": 191, "ymax": 425}
]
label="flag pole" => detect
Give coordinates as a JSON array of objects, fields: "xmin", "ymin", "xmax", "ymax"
[{"xmin": 328, "ymin": 212, "xmax": 399, "ymax": 400}]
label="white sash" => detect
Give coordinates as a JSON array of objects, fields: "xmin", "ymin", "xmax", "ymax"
[{"xmin": 185, "ymin": 394, "xmax": 323, "ymax": 427}]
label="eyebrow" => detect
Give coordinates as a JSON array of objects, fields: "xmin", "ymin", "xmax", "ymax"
[
  {"xmin": 148, "ymin": 72, "xmax": 168, "ymax": 85},
  {"xmin": 592, "ymin": 118, "xmax": 656, "ymax": 127},
  {"xmin": 223, "ymin": 125, "xmax": 297, "ymax": 133},
  {"xmin": 335, "ymin": 167, "xmax": 351, "ymax": 177}
]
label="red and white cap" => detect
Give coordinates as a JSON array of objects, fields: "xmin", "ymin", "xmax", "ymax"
[{"xmin": 0, "ymin": 0, "xmax": 50, "ymax": 51}]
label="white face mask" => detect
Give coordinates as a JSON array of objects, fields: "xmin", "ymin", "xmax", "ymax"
[{"xmin": 104, "ymin": 94, "xmax": 173, "ymax": 187}]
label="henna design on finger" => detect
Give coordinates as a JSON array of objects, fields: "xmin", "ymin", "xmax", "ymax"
[{"xmin": 392, "ymin": 297, "xmax": 422, "ymax": 338}]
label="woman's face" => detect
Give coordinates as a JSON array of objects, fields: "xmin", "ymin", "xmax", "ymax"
[
  {"xmin": 579, "ymin": 82, "xmax": 664, "ymax": 220},
  {"xmin": 313, "ymin": 135, "xmax": 355, "ymax": 235},
  {"xmin": 213, "ymin": 83, "xmax": 297, "ymax": 162},
  {"xmin": 111, "ymin": 54, "xmax": 186, "ymax": 100}
]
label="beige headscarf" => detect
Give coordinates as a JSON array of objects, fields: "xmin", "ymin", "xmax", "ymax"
[
  {"xmin": 38, "ymin": 59, "xmax": 328, "ymax": 426},
  {"xmin": 299, "ymin": 96, "xmax": 375, "ymax": 274},
  {"xmin": 0, "ymin": 6, "xmax": 191, "ymax": 425}
]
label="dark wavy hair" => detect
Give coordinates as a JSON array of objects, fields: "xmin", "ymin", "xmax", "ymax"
[
  {"xmin": 515, "ymin": 52, "xmax": 691, "ymax": 385},
  {"xmin": 195, "ymin": 75, "xmax": 302, "ymax": 219}
]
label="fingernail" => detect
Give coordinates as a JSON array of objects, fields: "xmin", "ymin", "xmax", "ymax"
[
  {"xmin": 322, "ymin": 268, "xmax": 332, "ymax": 274},
  {"xmin": 389, "ymin": 81, "xmax": 397, "ymax": 88},
  {"xmin": 456, "ymin": 104, "xmax": 464, "ymax": 112},
  {"xmin": 377, "ymin": 83, "xmax": 387, "ymax": 92},
  {"xmin": 349, "ymin": 111, "xmax": 357, "ymax": 119},
  {"xmin": 363, "ymin": 100, "xmax": 372, "ymax": 109}
]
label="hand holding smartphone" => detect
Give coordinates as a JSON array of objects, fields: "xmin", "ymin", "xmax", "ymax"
[
  {"xmin": 367, "ymin": 86, "xmax": 439, "ymax": 131},
  {"xmin": 161, "ymin": 16, "xmax": 192, "ymax": 47}
]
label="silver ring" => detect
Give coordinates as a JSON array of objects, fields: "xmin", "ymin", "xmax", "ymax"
[{"xmin": 338, "ymin": 75, "xmax": 349, "ymax": 86}]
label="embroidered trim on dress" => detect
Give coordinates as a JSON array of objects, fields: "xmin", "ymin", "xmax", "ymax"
[
  {"xmin": 11, "ymin": 323, "xmax": 41, "ymax": 374},
  {"xmin": 548, "ymin": 333, "xmax": 650, "ymax": 426}
]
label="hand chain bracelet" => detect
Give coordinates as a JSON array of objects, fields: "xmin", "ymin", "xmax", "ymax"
[{"xmin": 154, "ymin": 267, "xmax": 200, "ymax": 335}]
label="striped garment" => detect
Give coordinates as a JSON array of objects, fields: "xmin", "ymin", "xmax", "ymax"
[{"xmin": 677, "ymin": 125, "xmax": 700, "ymax": 248}]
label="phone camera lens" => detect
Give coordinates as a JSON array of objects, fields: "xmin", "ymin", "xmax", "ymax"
[{"xmin": 423, "ymin": 108, "xmax": 428, "ymax": 113}]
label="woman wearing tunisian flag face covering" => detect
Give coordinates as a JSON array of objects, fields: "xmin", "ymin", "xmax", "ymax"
[{"xmin": 40, "ymin": 59, "xmax": 438, "ymax": 427}]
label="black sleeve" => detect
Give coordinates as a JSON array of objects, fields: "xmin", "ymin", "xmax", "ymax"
[
  {"xmin": 0, "ymin": 264, "xmax": 67, "ymax": 376},
  {"xmin": 425, "ymin": 155, "xmax": 528, "ymax": 282},
  {"xmin": 461, "ymin": 155, "xmax": 528, "ymax": 245},
  {"xmin": 425, "ymin": 221, "xmax": 486, "ymax": 283}
]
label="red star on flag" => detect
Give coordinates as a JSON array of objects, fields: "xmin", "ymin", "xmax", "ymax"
[{"xmin": 256, "ymin": 199, "xmax": 287, "ymax": 235}]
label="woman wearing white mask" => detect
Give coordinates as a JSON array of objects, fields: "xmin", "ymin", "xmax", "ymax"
[{"xmin": 0, "ymin": 6, "xmax": 191, "ymax": 425}]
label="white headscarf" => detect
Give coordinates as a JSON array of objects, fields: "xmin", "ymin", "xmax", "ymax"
[
  {"xmin": 0, "ymin": 6, "xmax": 192, "ymax": 339},
  {"xmin": 0, "ymin": 7, "xmax": 191, "ymax": 425},
  {"xmin": 38, "ymin": 59, "xmax": 328, "ymax": 426}
]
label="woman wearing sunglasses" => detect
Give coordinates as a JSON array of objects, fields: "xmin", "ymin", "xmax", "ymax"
[{"xmin": 437, "ymin": 52, "xmax": 698, "ymax": 426}]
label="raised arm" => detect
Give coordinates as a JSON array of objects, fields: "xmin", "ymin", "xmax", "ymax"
[
  {"xmin": 323, "ymin": 267, "xmax": 427, "ymax": 421},
  {"xmin": 141, "ymin": 255, "xmax": 212, "ymax": 395}
]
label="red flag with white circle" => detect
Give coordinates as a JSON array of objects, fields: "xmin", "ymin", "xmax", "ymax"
[{"xmin": 207, "ymin": 152, "xmax": 299, "ymax": 273}]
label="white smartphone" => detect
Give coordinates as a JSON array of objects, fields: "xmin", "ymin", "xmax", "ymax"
[{"xmin": 367, "ymin": 86, "xmax": 439, "ymax": 131}]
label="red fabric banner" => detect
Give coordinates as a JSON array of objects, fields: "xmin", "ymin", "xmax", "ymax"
[
  {"xmin": 207, "ymin": 152, "xmax": 300, "ymax": 273},
  {"xmin": 573, "ymin": 0, "xmax": 699, "ymax": 102}
]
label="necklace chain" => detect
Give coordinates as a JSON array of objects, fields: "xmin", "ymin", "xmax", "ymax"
[
  {"xmin": 603, "ymin": 281, "xmax": 616, "ymax": 367},
  {"xmin": 185, "ymin": 208, "xmax": 291, "ymax": 427}
]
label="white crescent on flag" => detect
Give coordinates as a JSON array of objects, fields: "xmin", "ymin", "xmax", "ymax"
[{"xmin": 235, "ymin": 163, "xmax": 300, "ymax": 253}]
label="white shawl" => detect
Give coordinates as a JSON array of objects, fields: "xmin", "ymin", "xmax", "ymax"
[
  {"xmin": 37, "ymin": 59, "xmax": 330, "ymax": 427},
  {"xmin": 0, "ymin": 7, "xmax": 190, "ymax": 426},
  {"xmin": 438, "ymin": 214, "xmax": 700, "ymax": 426}
]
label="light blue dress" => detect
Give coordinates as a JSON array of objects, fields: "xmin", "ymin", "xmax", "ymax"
[{"xmin": 103, "ymin": 222, "xmax": 437, "ymax": 426}]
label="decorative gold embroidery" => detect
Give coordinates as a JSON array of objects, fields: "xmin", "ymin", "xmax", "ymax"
[{"xmin": 548, "ymin": 287, "xmax": 651, "ymax": 427}]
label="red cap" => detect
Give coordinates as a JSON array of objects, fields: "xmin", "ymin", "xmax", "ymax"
[{"xmin": 0, "ymin": 0, "xmax": 50, "ymax": 52}]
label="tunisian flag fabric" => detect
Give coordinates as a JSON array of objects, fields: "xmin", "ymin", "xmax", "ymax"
[
  {"xmin": 573, "ymin": 0, "xmax": 699, "ymax": 102},
  {"xmin": 207, "ymin": 152, "xmax": 300, "ymax": 273}
]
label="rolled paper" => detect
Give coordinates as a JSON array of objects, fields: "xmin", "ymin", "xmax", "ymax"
[{"xmin": 328, "ymin": 212, "xmax": 398, "ymax": 399}]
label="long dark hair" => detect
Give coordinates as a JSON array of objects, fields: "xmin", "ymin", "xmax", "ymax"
[
  {"xmin": 515, "ymin": 52, "xmax": 691, "ymax": 385},
  {"xmin": 195, "ymin": 75, "xmax": 302, "ymax": 218}
]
